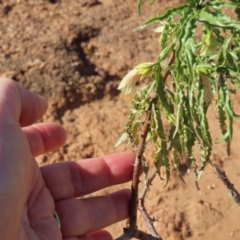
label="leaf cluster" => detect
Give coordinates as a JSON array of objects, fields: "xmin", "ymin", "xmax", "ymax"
[{"xmin": 118, "ymin": 0, "xmax": 240, "ymax": 185}]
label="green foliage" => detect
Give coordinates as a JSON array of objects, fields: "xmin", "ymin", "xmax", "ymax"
[{"xmin": 119, "ymin": 0, "xmax": 240, "ymax": 184}]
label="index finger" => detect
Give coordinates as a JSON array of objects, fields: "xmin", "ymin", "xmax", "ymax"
[
  {"xmin": 0, "ymin": 78, "xmax": 48, "ymax": 127},
  {"xmin": 40, "ymin": 152, "xmax": 135, "ymax": 201}
]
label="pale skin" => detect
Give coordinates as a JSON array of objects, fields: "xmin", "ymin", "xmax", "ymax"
[{"xmin": 0, "ymin": 78, "xmax": 135, "ymax": 240}]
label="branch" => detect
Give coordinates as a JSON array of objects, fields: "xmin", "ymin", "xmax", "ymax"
[
  {"xmin": 139, "ymin": 169, "xmax": 159, "ymax": 200},
  {"xmin": 137, "ymin": 169, "xmax": 163, "ymax": 238},
  {"xmin": 138, "ymin": 144, "xmax": 172, "ymax": 239},
  {"xmin": 138, "ymin": 200, "xmax": 162, "ymax": 239},
  {"xmin": 127, "ymin": 49, "xmax": 176, "ymax": 236},
  {"xmin": 139, "ymin": 143, "xmax": 172, "ymax": 201},
  {"xmin": 128, "ymin": 96, "xmax": 158, "ymax": 230},
  {"xmin": 117, "ymin": 49, "xmax": 176, "ymax": 240},
  {"xmin": 214, "ymin": 164, "xmax": 240, "ymax": 206}
]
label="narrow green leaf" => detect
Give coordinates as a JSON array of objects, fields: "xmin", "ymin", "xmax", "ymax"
[
  {"xmin": 212, "ymin": 2, "xmax": 240, "ymax": 9},
  {"xmin": 137, "ymin": 0, "xmax": 143, "ymax": 16},
  {"xmin": 159, "ymin": 42, "xmax": 175, "ymax": 62},
  {"xmin": 195, "ymin": 64, "xmax": 213, "ymax": 75},
  {"xmin": 151, "ymin": 104, "xmax": 170, "ymax": 186},
  {"xmin": 215, "ymin": 130, "xmax": 229, "ymax": 144},
  {"xmin": 218, "ymin": 36, "xmax": 232, "ymax": 66},
  {"xmin": 136, "ymin": 5, "xmax": 190, "ymax": 30},
  {"xmin": 114, "ymin": 132, "xmax": 128, "ymax": 148},
  {"xmin": 154, "ymin": 64, "xmax": 174, "ymax": 117},
  {"xmin": 199, "ymin": 10, "xmax": 240, "ymax": 30}
]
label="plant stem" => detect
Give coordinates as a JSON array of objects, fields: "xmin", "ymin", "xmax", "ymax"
[
  {"xmin": 138, "ymin": 199, "xmax": 161, "ymax": 239},
  {"xmin": 117, "ymin": 50, "xmax": 176, "ymax": 240},
  {"xmin": 139, "ymin": 169, "xmax": 159, "ymax": 200},
  {"xmin": 128, "ymin": 96, "xmax": 158, "ymax": 230},
  {"xmin": 214, "ymin": 164, "xmax": 240, "ymax": 206},
  {"xmin": 138, "ymin": 144, "xmax": 172, "ymax": 238}
]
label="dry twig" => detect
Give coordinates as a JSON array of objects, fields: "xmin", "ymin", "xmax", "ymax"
[{"xmin": 214, "ymin": 164, "xmax": 240, "ymax": 206}]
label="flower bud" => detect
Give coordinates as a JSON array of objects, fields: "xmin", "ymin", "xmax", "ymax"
[
  {"xmin": 117, "ymin": 69, "xmax": 141, "ymax": 95},
  {"xmin": 118, "ymin": 62, "xmax": 154, "ymax": 95},
  {"xmin": 135, "ymin": 62, "xmax": 155, "ymax": 79}
]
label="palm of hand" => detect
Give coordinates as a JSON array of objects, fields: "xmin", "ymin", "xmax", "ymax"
[
  {"xmin": 20, "ymin": 163, "xmax": 60, "ymax": 240},
  {"xmin": 0, "ymin": 78, "xmax": 134, "ymax": 240}
]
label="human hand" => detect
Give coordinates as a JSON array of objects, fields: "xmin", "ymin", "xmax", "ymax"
[{"xmin": 0, "ymin": 78, "xmax": 135, "ymax": 240}]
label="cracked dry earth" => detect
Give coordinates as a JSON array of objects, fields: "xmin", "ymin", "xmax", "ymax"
[{"xmin": 1, "ymin": 1, "xmax": 240, "ymax": 239}]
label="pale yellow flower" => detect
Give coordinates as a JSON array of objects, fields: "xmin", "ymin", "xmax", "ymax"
[
  {"xmin": 117, "ymin": 68, "xmax": 141, "ymax": 95},
  {"xmin": 118, "ymin": 62, "xmax": 154, "ymax": 95}
]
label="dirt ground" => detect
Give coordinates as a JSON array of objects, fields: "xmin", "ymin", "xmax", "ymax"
[{"xmin": 1, "ymin": 0, "xmax": 240, "ymax": 239}]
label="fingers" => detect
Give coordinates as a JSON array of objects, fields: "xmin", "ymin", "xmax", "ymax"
[
  {"xmin": 84, "ymin": 230, "xmax": 112, "ymax": 240},
  {"xmin": 41, "ymin": 152, "xmax": 135, "ymax": 201},
  {"xmin": 57, "ymin": 189, "xmax": 130, "ymax": 237},
  {"xmin": 0, "ymin": 78, "xmax": 48, "ymax": 127},
  {"xmin": 22, "ymin": 123, "xmax": 67, "ymax": 157},
  {"xmin": 64, "ymin": 230, "xmax": 112, "ymax": 240}
]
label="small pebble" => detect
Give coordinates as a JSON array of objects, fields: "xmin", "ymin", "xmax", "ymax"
[{"xmin": 207, "ymin": 183, "xmax": 216, "ymax": 190}]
